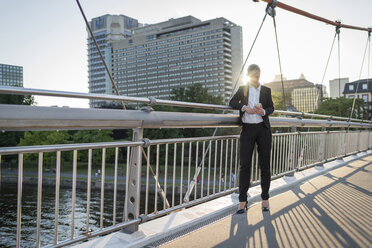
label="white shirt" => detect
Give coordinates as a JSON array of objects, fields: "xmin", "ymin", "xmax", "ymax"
[{"xmin": 242, "ymin": 84, "xmax": 265, "ymax": 124}]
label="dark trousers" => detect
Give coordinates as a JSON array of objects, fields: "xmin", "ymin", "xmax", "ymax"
[{"xmin": 239, "ymin": 122, "xmax": 272, "ymax": 202}]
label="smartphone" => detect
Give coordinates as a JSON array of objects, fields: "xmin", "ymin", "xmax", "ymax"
[{"xmin": 254, "ymin": 103, "xmax": 262, "ymax": 108}]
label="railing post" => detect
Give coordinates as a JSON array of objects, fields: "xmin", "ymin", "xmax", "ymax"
[
  {"xmin": 338, "ymin": 128, "xmax": 346, "ymax": 161},
  {"xmin": 345, "ymin": 129, "xmax": 349, "ymax": 156},
  {"xmin": 296, "ymin": 131, "xmax": 304, "ymax": 171},
  {"xmin": 286, "ymin": 126, "xmax": 297, "ymax": 176},
  {"xmin": 364, "ymin": 128, "xmax": 367, "ymax": 151},
  {"xmin": 342, "ymin": 127, "xmax": 346, "ymax": 158},
  {"xmin": 122, "ymin": 128, "xmax": 143, "ymax": 233},
  {"xmin": 317, "ymin": 127, "xmax": 327, "ymax": 167}
]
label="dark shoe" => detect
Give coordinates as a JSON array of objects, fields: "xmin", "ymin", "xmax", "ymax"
[
  {"xmin": 236, "ymin": 201, "xmax": 248, "ymax": 214},
  {"xmin": 262, "ymin": 206, "xmax": 270, "ymax": 212},
  {"xmin": 262, "ymin": 200, "xmax": 270, "ymax": 212}
]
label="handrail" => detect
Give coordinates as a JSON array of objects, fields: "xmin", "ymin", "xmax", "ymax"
[
  {"xmin": 0, "ymin": 104, "xmax": 371, "ymax": 131},
  {"xmin": 0, "ymin": 86, "xmax": 229, "ymax": 110},
  {"xmin": 0, "ymin": 131, "xmax": 364, "ymax": 156},
  {"xmin": 0, "ymin": 86, "xmax": 370, "ymax": 123}
]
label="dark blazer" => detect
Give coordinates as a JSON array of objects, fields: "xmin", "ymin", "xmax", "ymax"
[{"xmin": 229, "ymin": 85, "xmax": 274, "ymax": 129}]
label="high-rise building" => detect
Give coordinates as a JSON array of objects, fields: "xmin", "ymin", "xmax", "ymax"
[
  {"xmin": 0, "ymin": 63, "xmax": 23, "ymax": 87},
  {"xmin": 329, "ymin": 77, "xmax": 349, "ymax": 99},
  {"xmin": 111, "ymin": 16, "xmax": 242, "ymax": 105},
  {"xmin": 87, "ymin": 15, "xmax": 140, "ymax": 108}
]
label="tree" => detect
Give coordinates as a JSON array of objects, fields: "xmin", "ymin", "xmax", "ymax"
[
  {"xmin": 169, "ymin": 83, "xmax": 225, "ymax": 138},
  {"xmin": 136, "ymin": 83, "xmax": 226, "ymax": 165},
  {"xmin": 271, "ymin": 92, "xmax": 291, "ymax": 114},
  {"xmin": 72, "ymin": 130, "xmax": 115, "ymax": 165},
  {"xmin": 315, "ymin": 97, "xmax": 368, "ymax": 119},
  {"xmin": 170, "ymin": 83, "xmax": 224, "ymax": 113},
  {"xmin": 96, "ymin": 101, "xmax": 134, "ymax": 140},
  {"xmin": 0, "ymin": 94, "xmax": 36, "ymax": 105},
  {"xmin": 0, "ymin": 94, "xmax": 37, "ymax": 148},
  {"xmin": 18, "ymin": 131, "xmax": 72, "ymax": 166},
  {"xmin": 136, "ymin": 83, "xmax": 226, "ymax": 140}
]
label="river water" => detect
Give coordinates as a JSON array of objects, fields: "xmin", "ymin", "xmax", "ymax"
[{"xmin": 0, "ymin": 183, "xmax": 153, "ymax": 247}]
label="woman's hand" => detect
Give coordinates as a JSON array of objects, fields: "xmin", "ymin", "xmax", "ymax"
[
  {"xmin": 254, "ymin": 106, "xmax": 265, "ymax": 116},
  {"xmin": 242, "ymin": 105, "xmax": 256, "ymax": 114}
]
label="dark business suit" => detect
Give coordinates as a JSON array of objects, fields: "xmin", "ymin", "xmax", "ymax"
[{"xmin": 229, "ymin": 84, "xmax": 274, "ymax": 202}]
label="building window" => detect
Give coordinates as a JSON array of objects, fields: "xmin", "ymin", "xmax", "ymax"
[
  {"xmin": 362, "ymin": 83, "xmax": 367, "ymax": 90},
  {"xmin": 349, "ymin": 84, "xmax": 354, "ymax": 91},
  {"xmin": 146, "ymin": 35, "xmax": 156, "ymax": 41},
  {"xmin": 362, "ymin": 94, "xmax": 368, "ymax": 102}
]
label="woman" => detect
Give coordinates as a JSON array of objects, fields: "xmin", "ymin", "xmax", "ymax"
[{"xmin": 229, "ymin": 64, "xmax": 274, "ymax": 213}]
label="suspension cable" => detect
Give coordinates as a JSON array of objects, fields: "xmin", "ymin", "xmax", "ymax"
[
  {"xmin": 272, "ymin": 16, "xmax": 286, "ymax": 110},
  {"xmin": 336, "ymin": 22, "xmax": 341, "ymax": 99},
  {"xmin": 75, "ymin": 0, "xmax": 126, "ymax": 110},
  {"xmin": 321, "ymin": 32, "xmax": 338, "ymax": 94},
  {"xmin": 336, "ymin": 22, "xmax": 343, "ymax": 118},
  {"xmin": 307, "ymin": 30, "xmax": 339, "ymax": 131},
  {"xmin": 228, "ymin": 13, "xmax": 269, "ymax": 99},
  {"xmin": 318, "ymin": 29, "xmax": 338, "ymax": 106},
  {"xmin": 368, "ymin": 31, "xmax": 371, "ymax": 119},
  {"xmin": 349, "ymin": 33, "xmax": 371, "ymax": 120},
  {"xmin": 263, "ymin": 0, "xmax": 286, "ymax": 110}
]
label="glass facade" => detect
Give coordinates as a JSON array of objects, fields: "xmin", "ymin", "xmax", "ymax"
[
  {"xmin": 0, "ymin": 63, "xmax": 23, "ymax": 87},
  {"xmin": 292, "ymin": 87, "xmax": 322, "ymax": 113}
]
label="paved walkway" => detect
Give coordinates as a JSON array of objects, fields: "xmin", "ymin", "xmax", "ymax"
[{"xmin": 161, "ymin": 156, "xmax": 372, "ymax": 248}]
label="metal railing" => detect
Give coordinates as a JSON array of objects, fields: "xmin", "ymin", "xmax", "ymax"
[
  {"xmin": 1, "ymin": 130, "xmax": 370, "ymax": 247},
  {"xmin": 0, "ymin": 86, "xmax": 371, "ymax": 247},
  {"xmin": 0, "ymin": 85, "xmax": 371, "ymax": 123}
]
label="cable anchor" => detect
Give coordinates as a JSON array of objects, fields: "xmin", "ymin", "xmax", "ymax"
[
  {"xmin": 266, "ymin": 0, "xmax": 277, "ymax": 18},
  {"xmin": 335, "ymin": 20, "xmax": 341, "ymax": 35}
]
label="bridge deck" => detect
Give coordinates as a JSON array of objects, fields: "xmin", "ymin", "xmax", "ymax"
[{"xmin": 161, "ymin": 155, "xmax": 372, "ymax": 248}]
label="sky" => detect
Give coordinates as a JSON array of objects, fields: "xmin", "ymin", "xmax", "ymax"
[{"xmin": 0, "ymin": 0, "xmax": 371, "ymax": 108}]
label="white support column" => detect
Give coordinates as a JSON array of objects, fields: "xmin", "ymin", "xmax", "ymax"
[
  {"xmin": 286, "ymin": 126, "xmax": 297, "ymax": 176},
  {"xmin": 122, "ymin": 128, "xmax": 143, "ymax": 233},
  {"xmin": 317, "ymin": 127, "xmax": 327, "ymax": 167}
]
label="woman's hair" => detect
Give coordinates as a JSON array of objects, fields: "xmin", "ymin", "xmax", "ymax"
[{"xmin": 244, "ymin": 64, "xmax": 261, "ymax": 97}]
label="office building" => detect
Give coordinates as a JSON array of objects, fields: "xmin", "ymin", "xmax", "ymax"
[
  {"xmin": 88, "ymin": 14, "xmax": 140, "ymax": 108},
  {"xmin": 264, "ymin": 74, "xmax": 327, "ymax": 111},
  {"xmin": 329, "ymin": 77, "xmax": 348, "ymax": 99},
  {"xmin": 264, "ymin": 73, "xmax": 315, "ymax": 94},
  {"xmin": 0, "ymin": 63, "xmax": 23, "ymax": 87},
  {"xmin": 111, "ymin": 16, "xmax": 242, "ymax": 105},
  {"xmin": 291, "ymin": 84, "xmax": 324, "ymax": 113}
]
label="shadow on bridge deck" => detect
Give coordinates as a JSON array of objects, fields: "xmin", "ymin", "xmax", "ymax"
[{"xmin": 161, "ymin": 156, "xmax": 372, "ymax": 248}]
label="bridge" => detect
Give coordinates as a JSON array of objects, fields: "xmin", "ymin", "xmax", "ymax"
[
  {"xmin": 0, "ymin": 85, "xmax": 371, "ymax": 248},
  {"xmin": 78, "ymin": 152, "xmax": 372, "ymax": 248},
  {"xmin": 159, "ymin": 154, "xmax": 372, "ymax": 248},
  {"xmin": 1, "ymin": 0, "xmax": 372, "ymax": 247}
]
